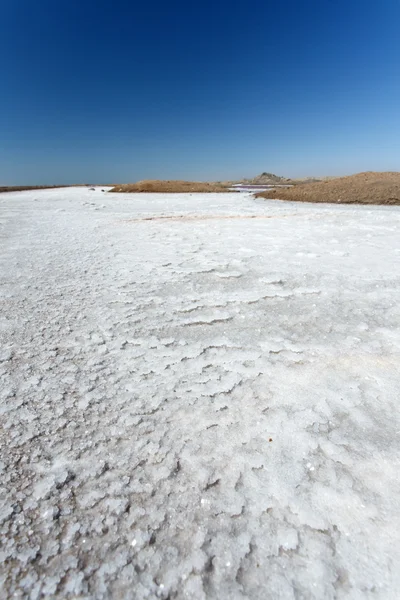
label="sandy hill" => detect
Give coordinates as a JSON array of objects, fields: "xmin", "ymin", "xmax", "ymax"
[
  {"xmin": 110, "ymin": 180, "xmax": 230, "ymax": 193},
  {"xmin": 257, "ymin": 172, "xmax": 400, "ymax": 205}
]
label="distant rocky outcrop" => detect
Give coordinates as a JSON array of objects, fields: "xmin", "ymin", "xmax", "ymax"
[
  {"xmin": 240, "ymin": 173, "xmax": 325, "ymax": 185},
  {"xmin": 248, "ymin": 172, "xmax": 288, "ymax": 185}
]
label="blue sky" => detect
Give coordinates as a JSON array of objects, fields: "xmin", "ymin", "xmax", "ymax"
[{"xmin": 1, "ymin": 0, "xmax": 400, "ymax": 184}]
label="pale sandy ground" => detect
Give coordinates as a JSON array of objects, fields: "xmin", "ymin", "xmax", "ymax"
[{"xmin": 1, "ymin": 187, "xmax": 400, "ymax": 599}]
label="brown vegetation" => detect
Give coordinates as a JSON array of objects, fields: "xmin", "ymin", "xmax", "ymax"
[
  {"xmin": 256, "ymin": 172, "xmax": 400, "ymax": 205},
  {"xmin": 109, "ymin": 180, "xmax": 231, "ymax": 193}
]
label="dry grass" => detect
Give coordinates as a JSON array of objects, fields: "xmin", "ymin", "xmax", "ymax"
[
  {"xmin": 109, "ymin": 180, "xmax": 231, "ymax": 193},
  {"xmin": 256, "ymin": 172, "xmax": 400, "ymax": 205}
]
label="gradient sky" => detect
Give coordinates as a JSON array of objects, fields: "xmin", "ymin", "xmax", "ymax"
[{"xmin": 1, "ymin": 0, "xmax": 400, "ymax": 184}]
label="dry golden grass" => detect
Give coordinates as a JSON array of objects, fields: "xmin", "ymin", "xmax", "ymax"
[
  {"xmin": 256, "ymin": 172, "xmax": 400, "ymax": 205},
  {"xmin": 110, "ymin": 180, "xmax": 231, "ymax": 193}
]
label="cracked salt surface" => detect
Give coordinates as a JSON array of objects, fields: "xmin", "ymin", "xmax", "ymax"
[{"xmin": 1, "ymin": 186, "xmax": 400, "ymax": 598}]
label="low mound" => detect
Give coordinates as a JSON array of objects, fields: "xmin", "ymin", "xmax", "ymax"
[
  {"xmin": 110, "ymin": 180, "xmax": 230, "ymax": 193},
  {"xmin": 256, "ymin": 172, "xmax": 400, "ymax": 205}
]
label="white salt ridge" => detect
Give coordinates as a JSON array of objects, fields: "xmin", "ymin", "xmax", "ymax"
[{"xmin": 1, "ymin": 186, "xmax": 400, "ymax": 598}]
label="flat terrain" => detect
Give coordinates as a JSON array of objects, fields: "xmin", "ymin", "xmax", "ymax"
[
  {"xmin": 0, "ymin": 185, "xmax": 80, "ymax": 194},
  {"xmin": 1, "ymin": 187, "xmax": 400, "ymax": 599},
  {"xmin": 110, "ymin": 180, "xmax": 229, "ymax": 193},
  {"xmin": 257, "ymin": 171, "xmax": 400, "ymax": 204}
]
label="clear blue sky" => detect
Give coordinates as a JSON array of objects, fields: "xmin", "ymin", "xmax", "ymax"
[{"xmin": 1, "ymin": 0, "xmax": 400, "ymax": 184}]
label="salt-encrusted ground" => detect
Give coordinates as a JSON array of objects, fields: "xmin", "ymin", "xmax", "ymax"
[{"xmin": 1, "ymin": 187, "xmax": 400, "ymax": 599}]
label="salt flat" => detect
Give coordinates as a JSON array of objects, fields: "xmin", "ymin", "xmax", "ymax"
[{"xmin": 1, "ymin": 187, "xmax": 400, "ymax": 599}]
